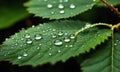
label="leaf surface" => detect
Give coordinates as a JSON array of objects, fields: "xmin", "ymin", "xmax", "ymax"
[
  {"xmin": 25, "ymin": 0, "xmax": 99, "ymax": 19},
  {"xmin": 81, "ymin": 33, "xmax": 120, "ymax": 72},
  {"xmin": 0, "ymin": 20, "xmax": 111, "ymax": 66}
]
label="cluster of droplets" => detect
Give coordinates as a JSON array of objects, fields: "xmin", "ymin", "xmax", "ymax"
[
  {"xmin": 46, "ymin": 0, "xmax": 76, "ymax": 14},
  {"xmin": 17, "ymin": 53, "xmax": 28, "ymax": 60},
  {"xmin": 53, "ymin": 33, "xmax": 76, "ymax": 46},
  {"xmin": 25, "ymin": 33, "xmax": 42, "ymax": 45},
  {"xmin": 114, "ymin": 40, "xmax": 120, "ymax": 46}
]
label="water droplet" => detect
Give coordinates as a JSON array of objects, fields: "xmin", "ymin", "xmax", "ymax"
[
  {"xmin": 60, "ymin": 10, "xmax": 65, "ymax": 14},
  {"xmin": 54, "ymin": 40, "xmax": 63, "ymax": 46},
  {"xmin": 64, "ymin": 0, "xmax": 68, "ymax": 2},
  {"xmin": 18, "ymin": 56, "xmax": 22, "ymax": 59},
  {"xmin": 70, "ymin": 35, "xmax": 75, "ymax": 39},
  {"xmin": 25, "ymin": 34, "xmax": 30, "ymax": 38},
  {"xmin": 58, "ymin": 50, "xmax": 61, "ymax": 53},
  {"xmin": 85, "ymin": 23, "xmax": 91, "ymax": 28},
  {"xmin": 52, "ymin": 29, "xmax": 56, "ymax": 31},
  {"xmin": 69, "ymin": 45, "xmax": 73, "ymax": 47},
  {"xmin": 52, "ymin": 35, "xmax": 57, "ymax": 38},
  {"xmin": 114, "ymin": 43, "xmax": 117, "ymax": 46},
  {"xmin": 58, "ymin": 32, "xmax": 64, "ymax": 36},
  {"xmin": 64, "ymin": 38, "xmax": 70, "ymax": 42},
  {"xmin": 59, "ymin": 0, "xmax": 63, "ymax": 3},
  {"xmin": 70, "ymin": 4, "xmax": 76, "ymax": 9},
  {"xmin": 58, "ymin": 4, "xmax": 64, "ymax": 9},
  {"xmin": 44, "ymin": 0, "xmax": 47, "ymax": 1},
  {"xmin": 37, "ymin": 47, "xmax": 40, "ymax": 49},
  {"xmin": 51, "ymin": 11, "xmax": 55, "ymax": 14},
  {"xmin": 47, "ymin": 4, "xmax": 53, "ymax": 8},
  {"xmin": 26, "ymin": 39, "xmax": 33, "ymax": 44},
  {"xmin": 65, "ymin": 45, "xmax": 68, "ymax": 47},
  {"xmin": 35, "ymin": 34, "xmax": 42, "ymax": 40},
  {"xmin": 49, "ymin": 53, "xmax": 52, "ymax": 56},
  {"xmin": 23, "ymin": 53, "xmax": 28, "ymax": 57}
]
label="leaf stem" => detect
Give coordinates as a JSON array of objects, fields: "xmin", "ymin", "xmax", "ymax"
[
  {"xmin": 101, "ymin": 0, "xmax": 120, "ymax": 17},
  {"xmin": 75, "ymin": 23, "xmax": 112, "ymax": 36}
]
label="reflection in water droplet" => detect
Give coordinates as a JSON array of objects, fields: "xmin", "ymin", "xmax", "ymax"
[
  {"xmin": 54, "ymin": 40, "xmax": 63, "ymax": 46},
  {"xmin": 58, "ymin": 4, "xmax": 64, "ymax": 9},
  {"xmin": 35, "ymin": 34, "xmax": 42, "ymax": 40},
  {"xmin": 18, "ymin": 56, "xmax": 22, "ymax": 59},
  {"xmin": 26, "ymin": 39, "xmax": 33, "ymax": 44},
  {"xmin": 60, "ymin": 10, "xmax": 64, "ymax": 14},
  {"xmin": 47, "ymin": 4, "xmax": 53, "ymax": 8},
  {"xmin": 25, "ymin": 34, "xmax": 30, "ymax": 38},
  {"xmin": 70, "ymin": 4, "xmax": 76, "ymax": 9}
]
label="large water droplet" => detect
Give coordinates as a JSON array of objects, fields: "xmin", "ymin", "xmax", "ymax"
[
  {"xmin": 54, "ymin": 40, "xmax": 63, "ymax": 46},
  {"xmin": 58, "ymin": 4, "xmax": 64, "ymax": 9},
  {"xmin": 58, "ymin": 32, "xmax": 64, "ymax": 36},
  {"xmin": 70, "ymin": 4, "xmax": 76, "ymax": 9},
  {"xmin": 17, "ymin": 56, "xmax": 22, "ymax": 59},
  {"xmin": 35, "ymin": 34, "xmax": 42, "ymax": 40},
  {"xmin": 70, "ymin": 35, "xmax": 75, "ymax": 39},
  {"xmin": 25, "ymin": 34, "xmax": 31, "ymax": 38},
  {"xmin": 60, "ymin": 10, "xmax": 65, "ymax": 14},
  {"xmin": 47, "ymin": 4, "xmax": 53, "ymax": 8},
  {"xmin": 64, "ymin": 38, "xmax": 70, "ymax": 42},
  {"xmin": 26, "ymin": 39, "xmax": 33, "ymax": 44}
]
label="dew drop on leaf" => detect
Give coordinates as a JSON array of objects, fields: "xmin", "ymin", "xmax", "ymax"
[
  {"xmin": 54, "ymin": 40, "xmax": 63, "ymax": 46},
  {"xmin": 64, "ymin": 38, "xmax": 70, "ymax": 42},
  {"xmin": 17, "ymin": 56, "xmax": 22, "ymax": 59},
  {"xmin": 58, "ymin": 32, "xmax": 64, "ymax": 36},
  {"xmin": 58, "ymin": 50, "xmax": 61, "ymax": 53},
  {"xmin": 49, "ymin": 53, "xmax": 52, "ymax": 56},
  {"xmin": 70, "ymin": 35, "xmax": 75, "ymax": 39},
  {"xmin": 23, "ymin": 53, "xmax": 28, "ymax": 57},
  {"xmin": 26, "ymin": 39, "xmax": 33, "ymax": 44},
  {"xmin": 35, "ymin": 34, "xmax": 42, "ymax": 40},
  {"xmin": 52, "ymin": 35, "xmax": 57, "ymax": 38},
  {"xmin": 60, "ymin": 10, "xmax": 65, "ymax": 14},
  {"xmin": 70, "ymin": 4, "xmax": 76, "ymax": 9},
  {"xmin": 58, "ymin": 4, "xmax": 64, "ymax": 9},
  {"xmin": 25, "ymin": 34, "xmax": 31, "ymax": 38},
  {"xmin": 47, "ymin": 4, "xmax": 53, "ymax": 8},
  {"xmin": 64, "ymin": 0, "xmax": 68, "ymax": 2}
]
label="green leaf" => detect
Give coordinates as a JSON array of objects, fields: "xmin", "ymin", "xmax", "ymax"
[
  {"xmin": 81, "ymin": 33, "xmax": 120, "ymax": 72},
  {"xmin": 0, "ymin": 0, "xmax": 29, "ymax": 29},
  {"xmin": 97, "ymin": 0, "xmax": 120, "ymax": 6},
  {"xmin": 0, "ymin": 20, "xmax": 111, "ymax": 66},
  {"xmin": 25, "ymin": 0, "xmax": 99, "ymax": 19}
]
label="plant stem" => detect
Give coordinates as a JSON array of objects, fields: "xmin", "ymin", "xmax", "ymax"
[{"xmin": 101, "ymin": 0, "xmax": 120, "ymax": 17}]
